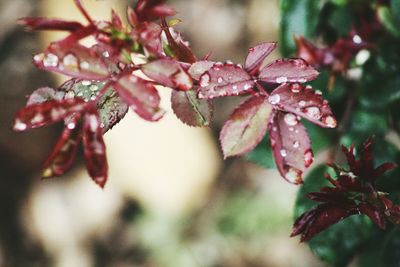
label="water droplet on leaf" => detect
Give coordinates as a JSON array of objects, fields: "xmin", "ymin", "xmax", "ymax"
[
  {"xmin": 43, "ymin": 53, "xmax": 59, "ymax": 67},
  {"xmin": 284, "ymin": 113, "xmax": 298, "ymax": 126},
  {"xmin": 276, "ymin": 76, "xmax": 288, "ymax": 83},
  {"xmin": 268, "ymin": 94, "xmax": 280, "ymax": 105}
]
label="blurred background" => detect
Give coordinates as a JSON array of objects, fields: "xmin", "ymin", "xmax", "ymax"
[{"xmin": 0, "ymin": 0, "xmax": 327, "ymax": 266}]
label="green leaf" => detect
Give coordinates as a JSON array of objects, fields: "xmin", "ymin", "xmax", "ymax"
[
  {"xmin": 378, "ymin": 6, "xmax": 400, "ymax": 38},
  {"xmin": 294, "ymin": 165, "xmax": 375, "ymax": 267},
  {"xmin": 358, "ymin": 227, "xmax": 400, "ymax": 267},
  {"xmin": 245, "ymin": 133, "xmax": 276, "ymax": 169},
  {"xmin": 280, "ymin": 0, "xmax": 321, "ymax": 56}
]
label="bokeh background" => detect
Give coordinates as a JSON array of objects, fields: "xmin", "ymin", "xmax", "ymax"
[{"xmin": 0, "ymin": 0, "xmax": 327, "ymax": 266}]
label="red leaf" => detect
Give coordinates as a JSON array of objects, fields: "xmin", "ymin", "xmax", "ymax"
[
  {"xmin": 18, "ymin": 17, "xmax": 84, "ymax": 32},
  {"xmin": 127, "ymin": 6, "xmax": 139, "ymax": 28},
  {"xmin": 14, "ymin": 99, "xmax": 87, "ymax": 131},
  {"xmin": 341, "ymin": 144, "xmax": 360, "ymax": 174},
  {"xmin": 135, "ymin": 0, "xmax": 176, "ymax": 22},
  {"xmin": 111, "ymin": 9, "xmax": 123, "ymax": 28},
  {"xmin": 171, "ymin": 89, "xmax": 213, "ymax": 127},
  {"xmin": 198, "ymin": 63, "xmax": 254, "ymax": 99},
  {"xmin": 141, "ymin": 59, "xmax": 193, "ymax": 91},
  {"xmin": 269, "ymin": 111, "xmax": 313, "ymax": 184},
  {"xmin": 360, "ymin": 137, "xmax": 374, "ymax": 177},
  {"xmin": 294, "ymin": 36, "xmax": 323, "ymax": 68},
  {"xmin": 138, "ymin": 22, "xmax": 163, "ymax": 56},
  {"xmin": 220, "ymin": 96, "xmax": 273, "ymax": 158},
  {"xmin": 358, "ymin": 203, "xmax": 386, "ymax": 229},
  {"xmin": 268, "ymin": 83, "xmax": 337, "ymax": 128},
  {"xmin": 293, "ymin": 204, "xmax": 356, "ymax": 242},
  {"xmin": 374, "ymin": 162, "xmax": 398, "ymax": 178},
  {"xmin": 82, "ymin": 107, "xmax": 108, "ymax": 188},
  {"xmin": 244, "ymin": 42, "xmax": 276, "ymax": 75},
  {"xmin": 259, "ymin": 58, "xmax": 319, "ymax": 84},
  {"xmin": 114, "ymin": 74, "xmax": 164, "ymax": 121},
  {"xmin": 161, "ymin": 20, "xmax": 197, "ymax": 63},
  {"xmin": 188, "ymin": 61, "xmax": 215, "ymax": 80},
  {"xmin": 33, "ymin": 42, "xmax": 110, "ymax": 80},
  {"xmin": 42, "ymin": 114, "xmax": 82, "ymax": 178}
]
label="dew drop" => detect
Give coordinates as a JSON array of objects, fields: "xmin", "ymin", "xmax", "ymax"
[
  {"xmin": 268, "ymin": 94, "xmax": 280, "ymax": 105},
  {"xmin": 293, "ymin": 141, "xmax": 300, "ymax": 148},
  {"xmin": 324, "ymin": 116, "xmax": 337, "ymax": 128},
  {"xmin": 353, "ymin": 34, "xmax": 362, "ymax": 44},
  {"xmin": 285, "ymin": 168, "xmax": 302, "ymax": 184},
  {"xmin": 304, "ymin": 106, "xmax": 321, "ymax": 119},
  {"xmin": 63, "ymin": 53, "xmax": 78, "ymax": 68},
  {"xmin": 232, "ymin": 85, "xmax": 238, "ymax": 92},
  {"xmin": 304, "ymin": 150, "xmax": 314, "ymax": 167},
  {"xmin": 299, "ymin": 100, "xmax": 306, "ymax": 107},
  {"xmin": 88, "ymin": 114, "xmax": 99, "ymax": 132},
  {"xmin": 43, "ymin": 53, "xmax": 59, "ymax": 67},
  {"xmin": 102, "ymin": 51, "xmax": 110, "ymax": 58},
  {"xmin": 80, "ymin": 61, "xmax": 90, "ymax": 69},
  {"xmin": 14, "ymin": 119, "xmax": 27, "ymax": 131},
  {"xmin": 284, "ymin": 113, "xmax": 298, "ymax": 126},
  {"xmin": 226, "ymin": 60, "xmax": 234, "ymax": 64},
  {"xmin": 315, "ymin": 90, "xmax": 322, "ymax": 95},
  {"xmin": 276, "ymin": 76, "xmax": 288, "ymax": 83},
  {"xmin": 67, "ymin": 122, "xmax": 76, "ymax": 129},
  {"xmin": 31, "ymin": 113, "xmax": 44, "ymax": 124},
  {"xmin": 200, "ymin": 74, "xmax": 210, "ymax": 87},
  {"xmin": 272, "ymin": 126, "xmax": 277, "ymax": 132},
  {"xmin": 65, "ymin": 91, "xmax": 75, "ymax": 99},
  {"xmin": 33, "ymin": 53, "xmax": 44, "ymax": 63},
  {"xmin": 280, "ymin": 149, "xmax": 287, "ymax": 157},
  {"xmin": 244, "ymin": 84, "xmax": 252, "ymax": 90},
  {"xmin": 82, "ymin": 80, "xmax": 91, "ymax": 86},
  {"xmin": 236, "ymin": 64, "xmax": 243, "ymax": 69},
  {"xmin": 298, "ymin": 78, "xmax": 307, "ymax": 83},
  {"xmin": 89, "ymin": 85, "xmax": 98, "ymax": 92},
  {"xmin": 290, "ymin": 84, "xmax": 302, "ymax": 93},
  {"xmin": 305, "ymin": 85, "xmax": 312, "ymax": 89},
  {"xmin": 217, "ymin": 77, "xmax": 223, "ymax": 84}
]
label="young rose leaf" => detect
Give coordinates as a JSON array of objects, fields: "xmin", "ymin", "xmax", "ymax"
[
  {"xmin": 138, "ymin": 22, "xmax": 163, "ymax": 56},
  {"xmin": 14, "ymin": 99, "xmax": 87, "ymax": 131},
  {"xmin": 188, "ymin": 60, "xmax": 215, "ymax": 80},
  {"xmin": 27, "ymin": 87, "xmax": 65, "ymax": 106},
  {"xmin": 135, "ymin": 0, "xmax": 176, "ymax": 22},
  {"xmin": 171, "ymin": 89, "xmax": 213, "ymax": 127},
  {"xmin": 111, "ymin": 9, "xmax": 123, "ymax": 29},
  {"xmin": 18, "ymin": 17, "xmax": 84, "ymax": 32},
  {"xmin": 220, "ymin": 96, "xmax": 273, "ymax": 158},
  {"xmin": 269, "ymin": 83, "xmax": 337, "ymax": 128},
  {"xmin": 114, "ymin": 74, "xmax": 164, "ymax": 121},
  {"xmin": 244, "ymin": 42, "xmax": 277, "ymax": 75},
  {"xmin": 358, "ymin": 203, "xmax": 386, "ymax": 229},
  {"xmin": 259, "ymin": 58, "xmax": 319, "ymax": 83},
  {"xmin": 141, "ymin": 59, "xmax": 192, "ymax": 91},
  {"xmin": 33, "ymin": 42, "xmax": 110, "ymax": 80},
  {"xmin": 127, "ymin": 6, "xmax": 139, "ymax": 28},
  {"xmin": 42, "ymin": 114, "xmax": 82, "ymax": 178},
  {"xmin": 82, "ymin": 108, "xmax": 108, "ymax": 188},
  {"xmin": 198, "ymin": 63, "xmax": 254, "ymax": 99},
  {"xmin": 292, "ymin": 204, "xmax": 356, "ymax": 242},
  {"xmin": 269, "ymin": 111, "xmax": 313, "ymax": 184},
  {"xmin": 162, "ymin": 21, "xmax": 197, "ymax": 63}
]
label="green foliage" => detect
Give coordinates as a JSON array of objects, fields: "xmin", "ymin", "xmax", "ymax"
[{"xmin": 280, "ymin": 0, "xmax": 320, "ymax": 56}]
